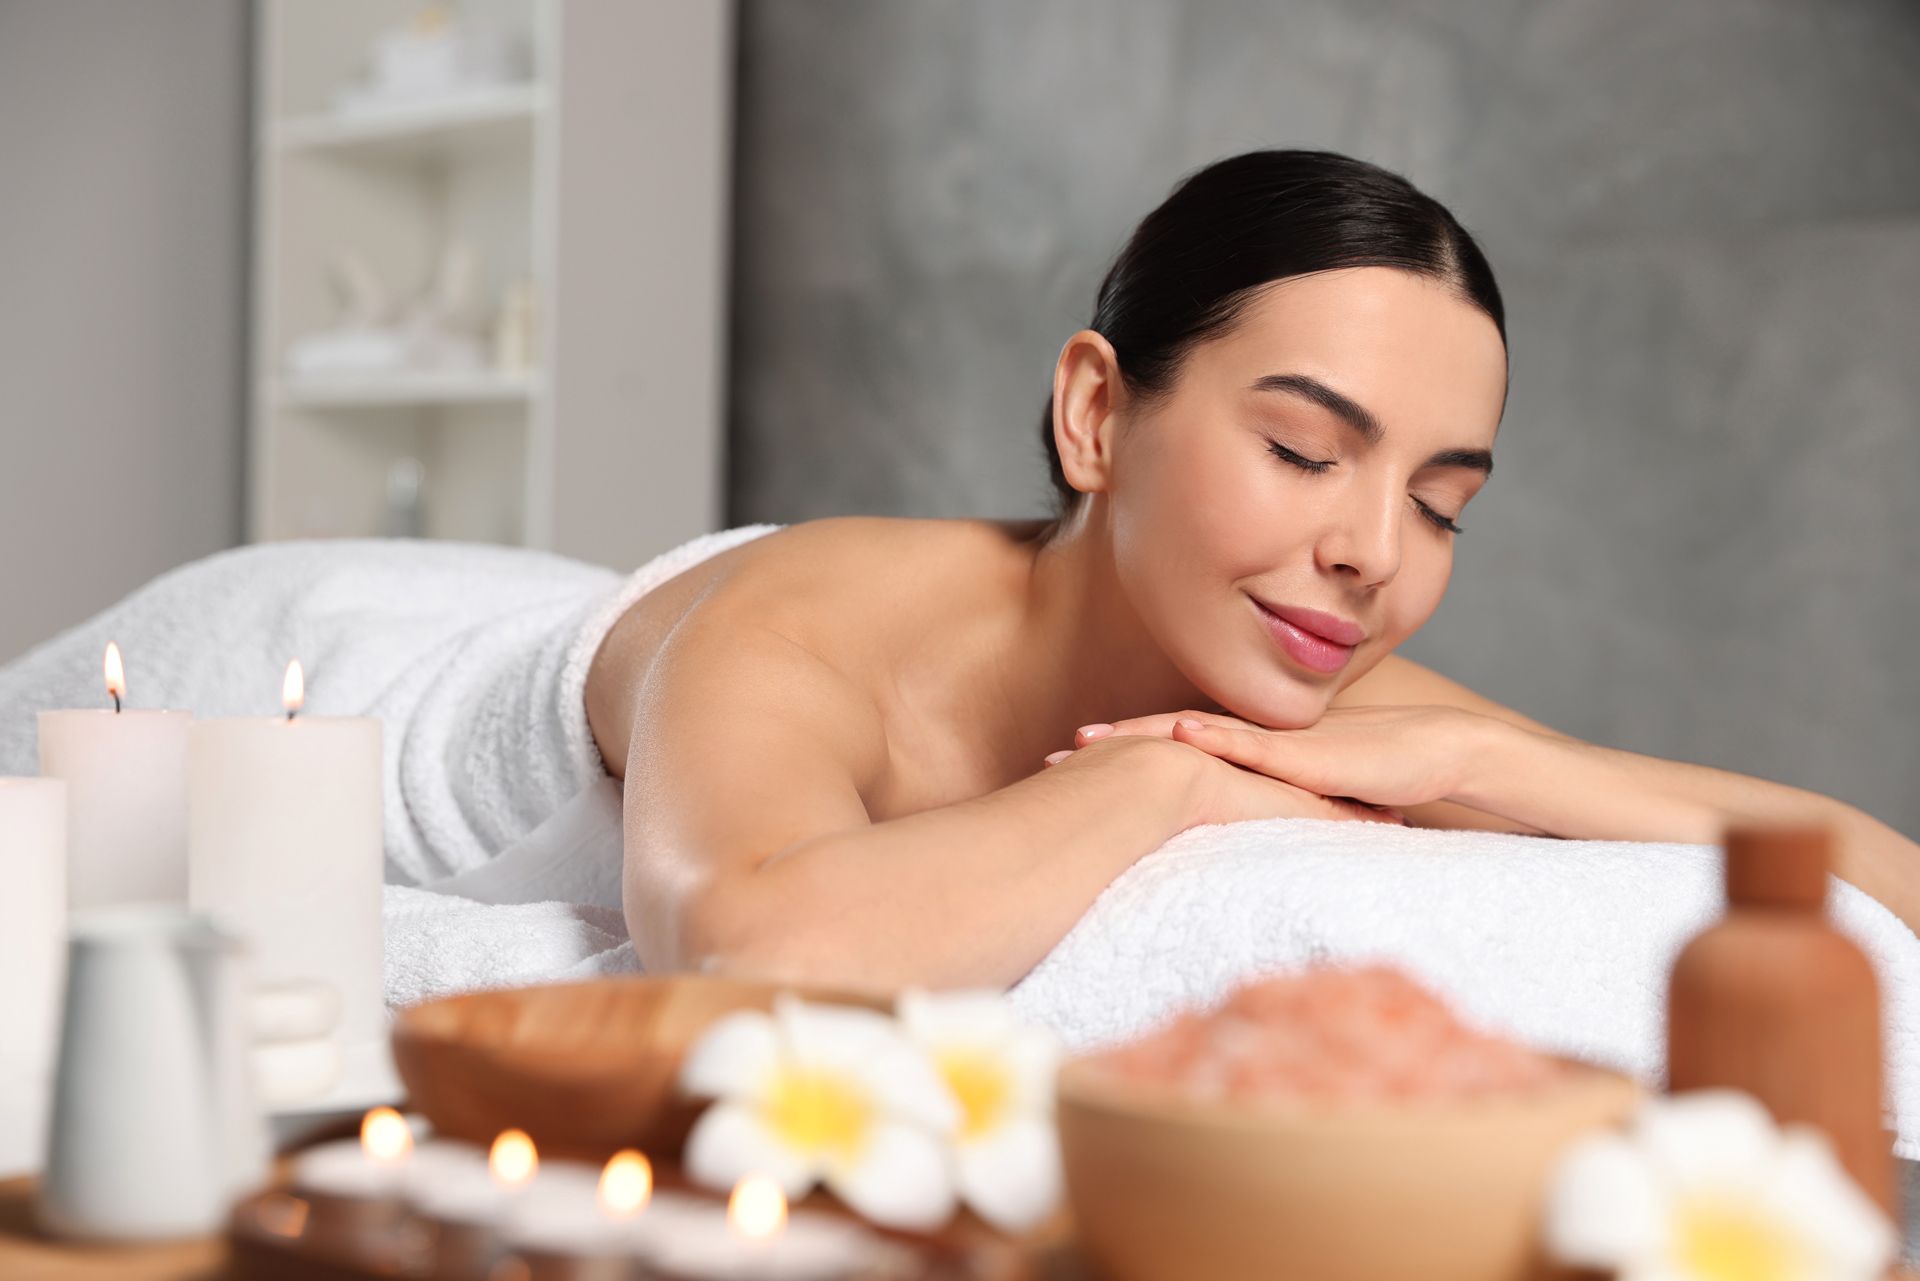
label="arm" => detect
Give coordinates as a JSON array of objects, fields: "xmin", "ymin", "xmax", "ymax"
[
  {"xmin": 1455, "ymin": 716, "xmax": 1920, "ymax": 931},
  {"xmin": 1331, "ymin": 653, "xmax": 1568, "ymax": 836},
  {"xmin": 1340, "ymin": 656, "xmax": 1919, "ymax": 928},
  {"xmin": 620, "ymin": 616, "xmax": 1208, "ymax": 992}
]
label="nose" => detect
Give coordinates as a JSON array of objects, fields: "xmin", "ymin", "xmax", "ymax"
[{"xmin": 1314, "ymin": 478, "xmax": 1402, "ymax": 588}]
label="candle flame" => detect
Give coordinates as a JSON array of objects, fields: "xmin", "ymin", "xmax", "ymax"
[
  {"xmin": 360, "ymin": 1107, "xmax": 412, "ymax": 1165},
  {"xmin": 104, "ymin": 642, "xmax": 126, "ymax": 705},
  {"xmin": 489, "ymin": 1128, "xmax": 538, "ymax": 1188},
  {"xmin": 727, "ymin": 1174, "xmax": 787, "ymax": 1241},
  {"xmin": 598, "ymin": 1150, "xmax": 652, "ymax": 1218},
  {"xmin": 283, "ymin": 660, "xmax": 305, "ymax": 716}
]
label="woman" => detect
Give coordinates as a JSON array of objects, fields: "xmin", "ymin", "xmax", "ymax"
[{"xmin": 584, "ymin": 149, "xmax": 1920, "ymax": 990}]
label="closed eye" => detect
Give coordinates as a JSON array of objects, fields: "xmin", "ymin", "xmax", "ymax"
[
  {"xmin": 1266, "ymin": 438, "xmax": 1334, "ymax": 474},
  {"xmin": 1415, "ymin": 499, "xmax": 1464, "ymax": 535},
  {"xmin": 1268, "ymin": 436, "xmax": 1466, "ymax": 535}
]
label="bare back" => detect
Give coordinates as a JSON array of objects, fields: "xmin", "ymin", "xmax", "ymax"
[{"xmin": 586, "ymin": 516, "xmax": 1054, "ymax": 815}]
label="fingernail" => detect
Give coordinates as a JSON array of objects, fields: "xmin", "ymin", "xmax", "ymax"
[
  {"xmin": 1075, "ymin": 723, "xmax": 1113, "ymax": 742},
  {"xmin": 1044, "ymin": 750, "xmax": 1073, "ymax": 766},
  {"xmin": 1175, "ymin": 718, "xmax": 1205, "ymax": 732}
]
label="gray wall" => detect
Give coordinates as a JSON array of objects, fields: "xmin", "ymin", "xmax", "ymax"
[
  {"xmin": 0, "ymin": 0, "xmax": 250, "ymax": 665},
  {"xmin": 728, "ymin": 0, "xmax": 1920, "ymax": 838}
]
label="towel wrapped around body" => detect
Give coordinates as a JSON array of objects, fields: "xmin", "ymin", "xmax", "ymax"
[
  {"xmin": 0, "ymin": 526, "xmax": 781, "ymax": 882},
  {"xmin": 2, "ymin": 529, "xmax": 1916, "ymax": 1166}
]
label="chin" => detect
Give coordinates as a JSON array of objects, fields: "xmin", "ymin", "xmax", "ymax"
[{"xmin": 1191, "ymin": 662, "xmax": 1331, "ymax": 731}]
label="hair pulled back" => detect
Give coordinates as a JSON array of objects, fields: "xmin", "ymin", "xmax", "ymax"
[{"xmin": 1040, "ymin": 149, "xmax": 1505, "ymax": 509}]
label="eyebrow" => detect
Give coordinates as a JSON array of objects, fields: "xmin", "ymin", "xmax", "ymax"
[{"xmin": 1249, "ymin": 373, "xmax": 1494, "ymax": 476}]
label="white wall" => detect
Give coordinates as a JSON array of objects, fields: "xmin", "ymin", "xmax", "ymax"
[{"xmin": 0, "ymin": 0, "xmax": 250, "ymax": 664}]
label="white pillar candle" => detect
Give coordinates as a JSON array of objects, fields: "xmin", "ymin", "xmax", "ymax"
[
  {"xmin": 36, "ymin": 643, "xmax": 190, "ymax": 908},
  {"xmin": 188, "ymin": 660, "xmax": 383, "ymax": 1045},
  {"xmin": 0, "ymin": 778, "xmax": 66, "ymax": 1174}
]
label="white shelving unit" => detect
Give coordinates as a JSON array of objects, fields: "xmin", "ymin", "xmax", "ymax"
[{"xmin": 249, "ymin": 0, "xmax": 731, "ymax": 565}]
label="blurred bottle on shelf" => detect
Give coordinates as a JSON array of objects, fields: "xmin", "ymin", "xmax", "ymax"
[
  {"xmin": 385, "ymin": 458, "xmax": 426, "ymax": 539},
  {"xmin": 493, "ymin": 281, "xmax": 536, "ymax": 374}
]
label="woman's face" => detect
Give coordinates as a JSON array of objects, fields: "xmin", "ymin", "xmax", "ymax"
[{"xmin": 1105, "ymin": 266, "xmax": 1509, "ymax": 728}]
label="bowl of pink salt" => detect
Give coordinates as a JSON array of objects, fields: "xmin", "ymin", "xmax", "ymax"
[{"xmin": 1055, "ymin": 964, "xmax": 1638, "ymax": 1281}]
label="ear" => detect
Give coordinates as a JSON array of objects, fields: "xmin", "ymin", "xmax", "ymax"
[{"xmin": 1050, "ymin": 329, "xmax": 1125, "ymax": 497}]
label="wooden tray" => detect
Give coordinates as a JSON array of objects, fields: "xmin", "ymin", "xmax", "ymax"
[{"xmin": 224, "ymin": 1158, "xmax": 1073, "ymax": 1281}]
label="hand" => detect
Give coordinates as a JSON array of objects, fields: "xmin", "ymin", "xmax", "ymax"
[
  {"xmin": 1043, "ymin": 731, "xmax": 1410, "ymax": 829},
  {"xmin": 1046, "ymin": 705, "xmax": 1483, "ymax": 812}
]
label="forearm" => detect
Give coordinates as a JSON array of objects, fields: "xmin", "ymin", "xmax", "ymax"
[
  {"xmin": 1455, "ymin": 717, "xmax": 1920, "ymax": 928},
  {"xmin": 689, "ymin": 737, "xmax": 1199, "ymax": 992}
]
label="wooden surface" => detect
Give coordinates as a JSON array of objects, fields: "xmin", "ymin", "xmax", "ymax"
[
  {"xmin": 0, "ymin": 1176, "xmax": 226, "ymax": 1280},
  {"xmin": 4, "ymin": 1168, "xmax": 1908, "ymax": 1281}
]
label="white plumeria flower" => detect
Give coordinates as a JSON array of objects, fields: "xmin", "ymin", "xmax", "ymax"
[
  {"xmin": 1544, "ymin": 1089, "xmax": 1896, "ymax": 1281},
  {"xmin": 678, "ymin": 994, "xmax": 960, "ymax": 1230},
  {"xmin": 897, "ymin": 988, "xmax": 1065, "ymax": 1234}
]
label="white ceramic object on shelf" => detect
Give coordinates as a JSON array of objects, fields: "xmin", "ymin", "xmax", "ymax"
[{"xmin": 38, "ymin": 907, "xmax": 268, "ymax": 1241}]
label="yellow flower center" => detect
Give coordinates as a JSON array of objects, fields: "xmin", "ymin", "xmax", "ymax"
[
  {"xmin": 937, "ymin": 1048, "xmax": 1013, "ymax": 1142},
  {"xmin": 761, "ymin": 1068, "xmax": 874, "ymax": 1161},
  {"xmin": 1672, "ymin": 1194, "xmax": 1813, "ymax": 1281}
]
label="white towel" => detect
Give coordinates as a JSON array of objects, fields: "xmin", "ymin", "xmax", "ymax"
[
  {"xmin": 0, "ymin": 527, "xmax": 780, "ymax": 883},
  {"xmin": 378, "ymin": 805, "xmax": 1920, "ymax": 1161},
  {"xmin": 1009, "ymin": 818, "xmax": 1920, "ymax": 1161}
]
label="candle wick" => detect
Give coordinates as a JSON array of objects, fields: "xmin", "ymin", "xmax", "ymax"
[
  {"xmin": 286, "ymin": 708, "xmax": 296, "ymax": 723},
  {"xmin": 112, "ymin": 692, "xmax": 121, "ymax": 714}
]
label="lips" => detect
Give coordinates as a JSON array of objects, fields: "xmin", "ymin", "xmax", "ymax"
[{"xmin": 1250, "ymin": 596, "xmax": 1366, "ymax": 674}]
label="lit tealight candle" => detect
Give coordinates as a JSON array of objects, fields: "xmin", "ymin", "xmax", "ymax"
[
  {"xmin": 287, "ymin": 1106, "xmax": 419, "ymax": 1239},
  {"xmin": 730, "ymin": 1175, "xmax": 786, "ymax": 1242},
  {"xmin": 188, "ymin": 659, "xmax": 383, "ymax": 1045},
  {"xmin": 646, "ymin": 1176, "xmax": 907, "ymax": 1281},
  {"xmin": 600, "ymin": 1150, "xmax": 653, "ymax": 1220},
  {"xmin": 37, "ymin": 642, "xmax": 191, "ymax": 908},
  {"xmin": 500, "ymin": 1150, "xmax": 656, "ymax": 1281},
  {"xmin": 364, "ymin": 1107, "xmax": 414, "ymax": 1164},
  {"xmin": 414, "ymin": 1129, "xmax": 541, "ymax": 1279}
]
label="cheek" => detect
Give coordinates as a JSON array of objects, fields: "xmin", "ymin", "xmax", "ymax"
[
  {"xmin": 1380, "ymin": 540, "xmax": 1454, "ymax": 644},
  {"xmin": 1125, "ymin": 429, "xmax": 1278, "ymax": 581}
]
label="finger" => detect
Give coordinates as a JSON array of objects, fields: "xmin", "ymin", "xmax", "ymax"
[
  {"xmin": 1314, "ymin": 793, "xmax": 1401, "ymax": 825},
  {"xmin": 1344, "ymin": 799, "xmax": 1408, "ymax": 825},
  {"xmin": 1172, "ymin": 720, "xmax": 1329, "ymax": 792},
  {"xmin": 1042, "ymin": 750, "xmax": 1073, "ymax": 767},
  {"xmin": 1088, "ymin": 711, "xmax": 1252, "ymax": 744}
]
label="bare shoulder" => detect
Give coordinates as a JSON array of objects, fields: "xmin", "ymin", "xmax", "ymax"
[{"xmin": 585, "ymin": 516, "xmax": 1000, "ymax": 779}]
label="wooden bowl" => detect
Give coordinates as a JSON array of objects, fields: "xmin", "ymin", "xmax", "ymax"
[
  {"xmin": 391, "ymin": 975, "xmax": 890, "ymax": 1161},
  {"xmin": 1056, "ymin": 1055, "xmax": 1639, "ymax": 1281}
]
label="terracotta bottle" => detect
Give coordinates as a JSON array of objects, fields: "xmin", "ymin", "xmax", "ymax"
[{"xmin": 1666, "ymin": 824, "xmax": 1895, "ymax": 1215}]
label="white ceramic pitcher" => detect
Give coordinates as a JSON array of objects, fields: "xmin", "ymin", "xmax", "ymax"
[{"xmin": 37, "ymin": 906, "xmax": 268, "ymax": 1240}]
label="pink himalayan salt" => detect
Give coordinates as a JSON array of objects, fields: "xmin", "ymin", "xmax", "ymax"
[{"xmin": 1087, "ymin": 965, "xmax": 1564, "ymax": 1106}]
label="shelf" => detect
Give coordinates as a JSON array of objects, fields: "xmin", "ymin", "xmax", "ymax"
[
  {"xmin": 274, "ymin": 371, "xmax": 540, "ymax": 410},
  {"xmin": 252, "ymin": 1, "xmax": 728, "ymax": 559},
  {"xmin": 272, "ymin": 85, "xmax": 542, "ymax": 161}
]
